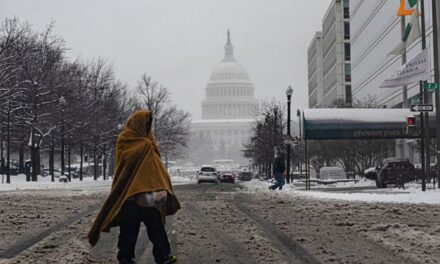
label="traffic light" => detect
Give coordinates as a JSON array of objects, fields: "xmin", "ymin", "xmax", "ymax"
[
  {"xmin": 407, "ymin": 115, "xmax": 416, "ymax": 127},
  {"xmin": 407, "ymin": 115, "xmax": 416, "ymax": 135}
]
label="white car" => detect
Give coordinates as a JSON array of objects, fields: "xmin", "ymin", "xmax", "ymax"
[{"xmin": 197, "ymin": 165, "xmax": 219, "ymax": 184}]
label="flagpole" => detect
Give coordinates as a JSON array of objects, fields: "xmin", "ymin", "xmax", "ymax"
[
  {"xmin": 400, "ymin": 14, "xmax": 409, "ymax": 160},
  {"xmin": 401, "ymin": 15, "xmax": 408, "ymax": 108}
]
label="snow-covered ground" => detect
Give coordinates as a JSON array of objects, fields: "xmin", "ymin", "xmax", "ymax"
[
  {"xmin": 170, "ymin": 175, "xmax": 196, "ymax": 185},
  {"xmin": 1, "ymin": 178, "xmax": 439, "ymax": 263},
  {"xmin": 0, "ymin": 174, "xmax": 111, "ymax": 192},
  {"xmin": 243, "ymin": 179, "xmax": 440, "ymax": 204},
  {"xmin": 0, "ymin": 174, "xmax": 194, "ymax": 192}
]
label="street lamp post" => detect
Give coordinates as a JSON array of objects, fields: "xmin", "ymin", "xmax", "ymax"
[
  {"xmin": 297, "ymin": 109, "xmax": 302, "ymax": 177},
  {"xmin": 59, "ymin": 96, "xmax": 67, "ymax": 180},
  {"xmin": 274, "ymin": 106, "xmax": 278, "ymax": 144},
  {"xmin": 286, "ymin": 86, "xmax": 293, "ymax": 184},
  {"xmin": 273, "ymin": 107, "xmax": 278, "ymax": 179}
]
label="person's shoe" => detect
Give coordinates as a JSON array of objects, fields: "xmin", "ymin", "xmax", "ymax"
[
  {"xmin": 119, "ymin": 259, "xmax": 136, "ymax": 264},
  {"xmin": 161, "ymin": 255, "xmax": 177, "ymax": 264}
]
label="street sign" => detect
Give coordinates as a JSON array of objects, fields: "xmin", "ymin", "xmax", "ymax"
[
  {"xmin": 424, "ymin": 82, "xmax": 440, "ymax": 91},
  {"xmin": 410, "ymin": 104, "xmax": 434, "ymax": 112}
]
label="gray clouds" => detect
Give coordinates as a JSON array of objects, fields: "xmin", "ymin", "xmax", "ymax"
[{"xmin": 0, "ymin": 0, "xmax": 331, "ymax": 119}]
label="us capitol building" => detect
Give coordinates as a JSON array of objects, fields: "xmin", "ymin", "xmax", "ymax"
[{"xmin": 189, "ymin": 31, "xmax": 259, "ymax": 165}]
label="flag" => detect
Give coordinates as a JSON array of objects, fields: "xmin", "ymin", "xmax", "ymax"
[
  {"xmin": 405, "ymin": 10, "xmax": 421, "ymax": 47},
  {"xmin": 398, "ymin": 0, "xmax": 415, "ymax": 16},
  {"xmin": 389, "ymin": 42, "xmax": 406, "ymax": 56},
  {"xmin": 408, "ymin": 0, "xmax": 418, "ymax": 8},
  {"xmin": 381, "ymin": 48, "xmax": 430, "ymax": 88},
  {"xmin": 389, "ymin": 8, "xmax": 421, "ymax": 55}
]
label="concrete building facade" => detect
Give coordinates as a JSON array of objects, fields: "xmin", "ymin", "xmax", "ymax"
[
  {"xmin": 307, "ymin": 32, "xmax": 324, "ymax": 108},
  {"xmin": 350, "ymin": 0, "xmax": 434, "ymax": 108},
  {"xmin": 308, "ymin": 0, "xmax": 352, "ymax": 108},
  {"xmin": 350, "ymin": 0, "xmax": 436, "ymax": 162}
]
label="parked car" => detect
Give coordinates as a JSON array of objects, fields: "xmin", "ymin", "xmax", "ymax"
[
  {"xmin": 43, "ymin": 168, "xmax": 62, "ymax": 178},
  {"xmin": 219, "ymin": 172, "xmax": 235, "ymax": 183},
  {"xmin": 238, "ymin": 170, "xmax": 252, "ymax": 181},
  {"xmin": 59, "ymin": 175, "xmax": 68, "ymax": 183},
  {"xmin": 197, "ymin": 165, "xmax": 219, "ymax": 184},
  {"xmin": 376, "ymin": 158, "xmax": 416, "ymax": 188},
  {"xmin": 65, "ymin": 167, "xmax": 79, "ymax": 178},
  {"xmin": 364, "ymin": 166, "xmax": 380, "ymax": 180}
]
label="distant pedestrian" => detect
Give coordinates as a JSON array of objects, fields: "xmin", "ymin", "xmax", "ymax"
[
  {"xmin": 269, "ymin": 147, "xmax": 286, "ymax": 191},
  {"xmin": 88, "ymin": 110, "xmax": 180, "ymax": 264}
]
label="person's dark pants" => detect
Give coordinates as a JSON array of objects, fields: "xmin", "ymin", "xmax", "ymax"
[
  {"xmin": 117, "ymin": 201, "xmax": 171, "ymax": 263},
  {"xmin": 269, "ymin": 171, "xmax": 285, "ymax": 190}
]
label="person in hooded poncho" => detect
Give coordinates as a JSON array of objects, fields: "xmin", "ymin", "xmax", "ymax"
[{"xmin": 88, "ymin": 110, "xmax": 180, "ymax": 264}]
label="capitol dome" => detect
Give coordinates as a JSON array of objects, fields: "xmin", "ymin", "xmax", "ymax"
[
  {"xmin": 189, "ymin": 30, "xmax": 260, "ymax": 165},
  {"xmin": 209, "ymin": 30, "xmax": 250, "ymax": 82},
  {"xmin": 209, "ymin": 62, "xmax": 250, "ymax": 82},
  {"xmin": 201, "ymin": 30, "xmax": 259, "ymax": 120}
]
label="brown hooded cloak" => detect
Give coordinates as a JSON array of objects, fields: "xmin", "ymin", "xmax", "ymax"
[{"xmin": 88, "ymin": 110, "xmax": 181, "ymax": 246}]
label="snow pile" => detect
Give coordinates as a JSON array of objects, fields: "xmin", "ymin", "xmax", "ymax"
[
  {"xmin": 303, "ymin": 108, "xmax": 412, "ymax": 123},
  {"xmin": 300, "ymin": 178, "xmax": 377, "ymax": 188},
  {"xmin": 301, "ymin": 187, "xmax": 440, "ymax": 204},
  {"xmin": 242, "ymin": 179, "xmax": 440, "ymax": 204},
  {"xmin": 0, "ymin": 174, "xmax": 111, "ymax": 192},
  {"xmin": 170, "ymin": 176, "xmax": 195, "ymax": 184},
  {"xmin": 0, "ymin": 173, "xmax": 193, "ymax": 192}
]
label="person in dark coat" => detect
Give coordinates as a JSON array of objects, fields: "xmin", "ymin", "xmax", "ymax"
[{"xmin": 269, "ymin": 147, "xmax": 286, "ymax": 190}]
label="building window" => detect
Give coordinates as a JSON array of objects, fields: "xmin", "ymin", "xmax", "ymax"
[
  {"xmin": 344, "ymin": 43, "xmax": 351, "ymax": 61},
  {"xmin": 345, "ymin": 64, "xmax": 351, "ymax": 82},
  {"xmin": 344, "ymin": 22, "xmax": 350, "ymax": 40},
  {"xmin": 345, "ymin": 85, "xmax": 352, "ymax": 105},
  {"xmin": 343, "ymin": 0, "xmax": 349, "ymax": 19}
]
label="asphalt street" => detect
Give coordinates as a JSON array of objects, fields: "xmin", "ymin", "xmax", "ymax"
[{"xmin": 1, "ymin": 182, "xmax": 439, "ymax": 263}]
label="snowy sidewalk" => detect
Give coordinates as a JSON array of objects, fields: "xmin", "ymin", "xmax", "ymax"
[
  {"xmin": 0, "ymin": 174, "xmax": 194, "ymax": 192},
  {"xmin": 242, "ymin": 179, "xmax": 440, "ymax": 205}
]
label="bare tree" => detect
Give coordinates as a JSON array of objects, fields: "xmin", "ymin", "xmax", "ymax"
[
  {"xmin": 17, "ymin": 23, "xmax": 66, "ymax": 181},
  {"xmin": 0, "ymin": 19, "xmax": 38, "ymax": 182},
  {"xmin": 242, "ymin": 99, "xmax": 285, "ymax": 177},
  {"xmin": 0, "ymin": 18, "xmax": 146, "ymax": 184},
  {"xmin": 136, "ymin": 74, "xmax": 191, "ymax": 164}
]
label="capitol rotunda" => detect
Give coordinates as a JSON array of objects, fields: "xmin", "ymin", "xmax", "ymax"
[{"xmin": 190, "ymin": 31, "xmax": 259, "ymax": 164}]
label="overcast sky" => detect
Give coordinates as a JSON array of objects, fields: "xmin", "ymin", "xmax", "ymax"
[{"xmin": 0, "ymin": 0, "xmax": 332, "ymax": 119}]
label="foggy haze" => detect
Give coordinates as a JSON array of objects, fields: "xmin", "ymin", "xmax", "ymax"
[{"xmin": 0, "ymin": 0, "xmax": 332, "ymax": 119}]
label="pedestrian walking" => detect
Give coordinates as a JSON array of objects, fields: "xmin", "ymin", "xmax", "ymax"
[
  {"xmin": 88, "ymin": 110, "xmax": 180, "ymax": 264},
  {"xmin": 269, "ymin": 146, "xmax": 286, "ymax": 190}
]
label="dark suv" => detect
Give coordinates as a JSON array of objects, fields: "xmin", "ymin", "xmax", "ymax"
[
  {"xmin": 238, "ymin": 171, "xmax": 252, "ymax": 181},
  {"xmin": 376, "ymin": 158, "xmax": 416, "ymax": 188}
]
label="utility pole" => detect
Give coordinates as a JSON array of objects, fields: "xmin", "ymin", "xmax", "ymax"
[
  {"xmin": 432, "ymin": 0, "xmax": 440, "ymax": 189},
  {"xmin": 420, "ymin": 0, "xmax": 428, "ymax": 191}
]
